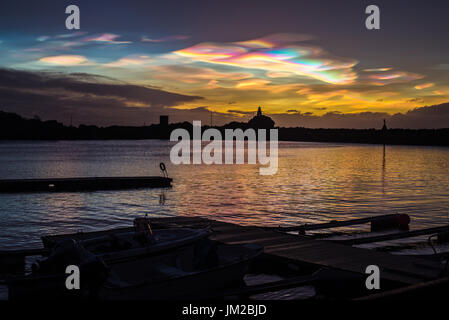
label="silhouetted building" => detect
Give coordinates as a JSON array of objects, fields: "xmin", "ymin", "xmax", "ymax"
[
  {"xmin": 159, "ymin": 115, "xmax": 169, "ymax": 139},
  {"xmin": 248, "ymin": 107, "xmax": 275, "ymax": 129},
  {"xmin": 160, "ymin": 115, "xmax": 169, "ymax": 127}
]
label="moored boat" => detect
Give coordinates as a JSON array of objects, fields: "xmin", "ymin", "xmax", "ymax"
[
  {"xmin": 6, "ymin": 218, "xmax": 263, "ymax": 300},
  {"xmin": 98, "ymin": 239, "xmax": 263, "ymax": 300},
  {"xmin": 6, "ymin": 218, "xmax": 212, "ymax": 299}
]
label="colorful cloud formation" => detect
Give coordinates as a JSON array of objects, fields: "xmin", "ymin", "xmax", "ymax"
[
  {"xmin": 141, "ymin": 35, "xmax": 190, "ymax": 42},
  {"xmin": 86, "ymin": 33, "xmax": 131, "ymax": 44},
  {"xmin": 415, "ymin": 83, "xmax": 434, "ymax": 90},
  {"xmin": 104, "ymin": 55, "xmax": 152, "ymax": 68},
  {"xmin": 4, "ymin": 31, "xmax": 449, "ymax": 123},
  {"xmin": 365, "ymin": 71, "xmax": 423, "ymax": 86},
  {"xmin": 39, "ymin": 55, "xmax": 88, "ymax": 65},
  {"xmin": 175, "ymin": 34, "xmax": 358, "ymax": 84}
]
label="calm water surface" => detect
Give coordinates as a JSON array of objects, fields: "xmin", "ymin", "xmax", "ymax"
[{"xmin": 0, "ymin": 140, "xmax": 448, "ymax": 249}]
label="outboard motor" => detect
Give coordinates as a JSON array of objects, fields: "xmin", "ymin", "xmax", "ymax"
[
  {"xmin": 133, "ymin": 217, "xmax": 156, "ymax": 245},
  {"xmin": 32, "ymin": 239, "xmax": 109, "ymax": 298}
]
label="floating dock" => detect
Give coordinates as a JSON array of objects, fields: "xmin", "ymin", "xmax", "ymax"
[
  {"xmin": 0, "ymin": 176, "xmax": 172, "ymax": 193},
  {"xmin": 161, "ymin": 217, "xmax": 442, "ymax": 286},
  {"xmin": 41, "ymin": 216, "xmax": 444, "ymax": 287},
  {"xmin": 3, "ymin": 216, "xmax": 447, "ymax": 299}
]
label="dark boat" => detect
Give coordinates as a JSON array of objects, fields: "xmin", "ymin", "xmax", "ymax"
[
  {"xmin": 49, "ymin": 227, "xmax": 211, "ymax": 263},
  {"xmin": 7, "ymin": 239, "xmax": 262, "ymax": 300},
  {"xmin": 98, "ymin": 239, "xmax": 263, "ymax": 300},
  {"xmin": 7, "ymin": 239, "xmax": 109, "ymax": 300},
  {"xmin": 6, "ymin": 218, "xmax": 263, "ymax": 300},
  {"xmin": 7, "ymin": 218, "xmax": 210, "ymax": 299}
]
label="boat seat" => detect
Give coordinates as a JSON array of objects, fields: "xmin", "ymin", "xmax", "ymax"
[{"xmin": 155, "ymin": 264, "xmax": 190, "ymax": 277}]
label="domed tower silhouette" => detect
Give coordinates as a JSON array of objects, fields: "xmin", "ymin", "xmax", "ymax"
[{"xmin": 248, "ymin": 106, "xmax": 275, "ymax": 129}]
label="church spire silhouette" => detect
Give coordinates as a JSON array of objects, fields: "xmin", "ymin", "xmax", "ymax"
[{"xmin": 248, "ymin": 106, "xmax": 275, "ymax": 129}]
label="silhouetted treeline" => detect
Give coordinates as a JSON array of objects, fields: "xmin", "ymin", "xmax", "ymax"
[
  {"xmin": 1, "ymin": 111, "xmax": 448, "ymax": 146},
  {"xmin": 0, "ymin": 111, "xmax": 186, "ymax": 140},
  {"xmin": 279, "ymin": 127, "xmax": 449, "ymax": 146}
]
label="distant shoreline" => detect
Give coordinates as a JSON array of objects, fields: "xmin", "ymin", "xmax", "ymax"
[
  {"xmin": 1, "ymin": 133, "xmax": 448, "ymax": 147},
  {"xmin": 1, "ymin": 110, "xmax": 449, "ymax": 146}
]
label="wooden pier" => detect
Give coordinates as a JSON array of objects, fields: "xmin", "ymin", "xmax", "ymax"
[
  {"xmin": 40, "ymin": 216, "xmax": 444, "ymax": 287},
  {"xmin": 3, "ymin": 215, "xmax": 447, "ymax": 299},
  {"xmin": 0, "ymin": 176, "xmax": 172, "ymax": 193},
  {"xmin": 149, "ymin": 216, "xmax": 443, "ymax": 286}
]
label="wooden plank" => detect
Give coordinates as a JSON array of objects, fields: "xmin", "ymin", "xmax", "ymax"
[{"xmin": 266, "ymin": 244, "xmax": 437, "ymax": 285}]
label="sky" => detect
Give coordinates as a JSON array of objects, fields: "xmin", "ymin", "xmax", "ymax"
[{"xmin": 1, "ymin": 0, "xmax": 449, "ymax": 128}]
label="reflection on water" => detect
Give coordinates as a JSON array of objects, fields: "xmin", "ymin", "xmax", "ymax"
[{"xmin": 0, "ymin": 140, "xmax": 448, "ymax": 249}]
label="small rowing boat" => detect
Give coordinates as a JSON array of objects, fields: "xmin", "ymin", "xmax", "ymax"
[
  {"xmin": 6, "ymin": 218, "xmax": 263, "ymax": 300},
  {"xmin": 45, "ymin": 218, "xmax": 211, "ymax": 263},
  {"xmin": 98, "ymin": 239, "xmax": 263, "ymax": 300},
  {"xmin": 7, "ymin": 218, "xmax": 210, "ymax": 299}
]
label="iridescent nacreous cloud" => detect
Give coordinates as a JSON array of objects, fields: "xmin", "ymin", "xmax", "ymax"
[
  {"xmin": 39, "ymin": 55, "xmax": 88, "ymax": 65},
  {"xmin": 85, "ymin": 33, "xmax": 132, "ymax": 44},
  {"xmin": 175, "ymin": 34, "xmax": 358, "ymax": 84},
  {"xmin": 365, "ymin": 71, "xmax": 423, "ymax": 86},
  {"xmin": 415, "ymin": 83, "xmax": 434, "ymax": 90}
]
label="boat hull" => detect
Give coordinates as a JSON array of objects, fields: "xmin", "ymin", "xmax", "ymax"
[
  {"xmin": 7, "ymin": 228, "xmax": 211, "ymax": 300},
  {"xmin": 99, "ymin": 255, "xmax": 254, "ymax": 300},
  {"xmin": 99, "ymin": 241, "xmax": 263, "ymax": 300}
]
